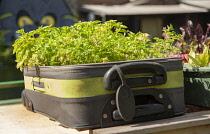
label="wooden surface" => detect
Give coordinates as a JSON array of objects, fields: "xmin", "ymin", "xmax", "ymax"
[
  {"xmin": 0, "ymin": 103, "xmax": 89, "ymax": 134},
  {"xmin": 1, "ymin": 101, "xmax": 210, "ymax": 134},
  {"xmin": 92, "ymin": 111, "xmax": 210, "ymax": 134}
]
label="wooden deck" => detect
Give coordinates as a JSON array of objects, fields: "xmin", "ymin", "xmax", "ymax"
[
  {"xmin": 1, "ymin": 99, "xmax": 210, "ymax": 134},
  {"xmin": 92, "ymin": 110, "xmax": 210, "ymax": 134},
  {"xmin": 0, "ymin": 100, "xmax": 89, "ymax": 134}
]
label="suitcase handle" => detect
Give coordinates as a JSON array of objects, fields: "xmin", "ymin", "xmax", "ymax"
[
  {"xmin": 103, "ymin": 62, "xmax": 167, "ymax": 122},
  {"xmin": 103, "ymin": 62, "xmax": 167, "ymax": 90},
  {"xmin": 114, "ymin": 65, "xmax": 135, "ymax": 122},
  {"xmin": 113, "ymin": 103, "xmax": 165, "ymax": 121},
  {"xmin": 32, "ymin": 78, "xmax": 45, "ymax": 92},
  {"xmin": 101, "ymin": 88, "xmax": 174, "ymax": 127}
]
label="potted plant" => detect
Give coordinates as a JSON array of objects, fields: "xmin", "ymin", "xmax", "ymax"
[
  {"xmin": 176, "ymin": 20, "xmax": 210, "ymax": 107},
  {"xmin": 12, "ymin": 20, "xmax": 185, "ymax": 129},
  {"xmin": 13, "ymin": 20, "xmax": 182, "ymax": 70},
  {"xmin": 174, "ymin": 20, "xmax": 210, "ymax": 62}
]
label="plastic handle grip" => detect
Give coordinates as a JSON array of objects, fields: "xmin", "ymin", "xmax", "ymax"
[
  {"xmin": 32, "ymin": 78, "xmax": 45, "ymax": 92},
  {"xmin": 103, "ymin": 62, "xmax": 167, "ymax": 90}
]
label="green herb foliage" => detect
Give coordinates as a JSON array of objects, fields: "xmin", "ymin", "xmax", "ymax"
[
  {"xmin": 152, "ymin": 24, "xmax": 182, "ymax": 58},
  {"xmin": 187, "ymin": 45, "xmax": 210, "ymax": 67},
  {"xmin": 13, "ymin": 20, "xmax": 181, "ymax": 71}
]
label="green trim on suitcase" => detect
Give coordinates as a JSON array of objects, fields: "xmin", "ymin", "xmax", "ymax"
[{"xmin": 24, "ymin": 70, "xmax": 183, "ymax": 98}]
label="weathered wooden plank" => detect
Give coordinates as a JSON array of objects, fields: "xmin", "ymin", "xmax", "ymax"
[
  {"xmin": 153, "ymin": 124, "xmax": 210, "ymax": 134},
  {"xmin": 91, "ymin": 111, "xmax": 210, "ymax": 134},
  {"xmin": 2, "ymin": 102, "xmax": 210, "ymax": 134},
  {"xmin": 0, "ymin": 104, "xmax": 90, "ymax": 134}
]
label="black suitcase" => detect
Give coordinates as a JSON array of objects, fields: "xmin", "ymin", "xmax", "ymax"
[{"xmin": 21, "ymin": 57, "xmax": 185, "ymax": 129}]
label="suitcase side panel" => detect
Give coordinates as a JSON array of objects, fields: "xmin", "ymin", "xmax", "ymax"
[
  {"xmin": 23, "ymin": 86, "xmax": 185, "ymax": 129},
  {"xmin": 24, "ymin": 70, "xmax": 184, "ymax": 98},
  {"xmin": 23, "ymin": 57, "xmax": 183, "ymax": 79},
  {"xmin": 23, "ymin": 89, "xmax": 110, "ymax": 129}
]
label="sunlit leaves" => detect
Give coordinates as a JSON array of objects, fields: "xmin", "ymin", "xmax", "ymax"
[
  {"xmin": 12, "ymin": 20, "xmax": 181, "ymax": 71},
  {"xmin": 187, "ymin": 45, "xmax": 210, "ymax": 67}
]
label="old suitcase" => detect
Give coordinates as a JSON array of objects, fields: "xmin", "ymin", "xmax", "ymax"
[{"xmin": 21, "ymin": 57, "xmax": 185, "ymax": 129}]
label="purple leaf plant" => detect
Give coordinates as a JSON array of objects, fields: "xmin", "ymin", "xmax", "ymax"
[{"xmin": 175, "ymin": 20, "xmax": 210, "ymax": 54}]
